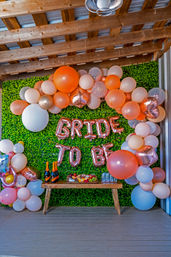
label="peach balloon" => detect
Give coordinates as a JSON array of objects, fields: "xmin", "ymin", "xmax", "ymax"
[
  {"xmin": 41, "ymin": 80, "xmax": 56, "ymax": 95},
  {"xmin": 120, "ymin": 77, "xmax": 136, "ymax": 93},
  {"xmin": 79, "ymin": 74, "xmax": 94, "ymax": 90},
  {"xmin": 105, "ymin": 89, "xmax": 126, "ymax": 109},
  {"xmin": 25, "ymin": 88, "xmax": 40, "ymax": 104},
  {"xmin": 152, "ymin": 183, "xmax": 170, "ymax": 199},
  {"xmin": 34, "ymin": 81, "xmax": 44, "ymax": 96},
  {"xmin": 53, "ymin": 92, "xmax": 70, "ymax": 109},
  {"xmin": 140, "ymin": 181, "xmax": 153, "ymax": 191},
  {"xmin": 105, "ymin": 75, "xmax": 120, "ymax": 90},
  {"xmin": 107, "ymin": 65, "xmax": 123, "ymax": 78},
  {"xmin": 53, "ymin": 66, "xmax": 79, "ymax": 93},
  {"xmin": 128, "ymin": 135, "xmax": 144, "ymax": 150},
  {"xmin": 147, "ymin": 106, "xmax": 166, "ymax": 123},
  {"xmin": 152, "ymin": 167, "xmax": 166, "ymax": 183},
  {"xmin": 131, "ymin": 87, "xmax": 148, "ymax": 103},
  {"xmin": 48, "ymin": 74, "xmax": 54, "ymax": 81},
  {"xmin": 122, "ymin": 101, "xmax": 140, "ymax": 120},
  {"xmin": 10, "ymin": 100, "xmax": 29, "ymax": 115},
  {"xmin": 135, "ymin": 122, "xmax": 150, "ymax": 137}
]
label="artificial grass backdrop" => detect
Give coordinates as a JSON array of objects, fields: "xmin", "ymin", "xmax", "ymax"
[{"xmin": 2, "ymin": 61, "xmax": 159, "ymax": 206}]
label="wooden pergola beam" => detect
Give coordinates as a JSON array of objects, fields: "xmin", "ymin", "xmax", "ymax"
[
  {"xmin": 0, "ymin": 43, "xmax": 161, "ymax": 76},
  {"xmin": 0, "ymin": 6, "xmax": 170, "ymax": 45},
  {"xmin": 0, "ymin": 0, "xmax": 84, "ymax": 18},
  {"xmin": 0, "ymin": 27, "xmax": 169, "ymax": 63}
]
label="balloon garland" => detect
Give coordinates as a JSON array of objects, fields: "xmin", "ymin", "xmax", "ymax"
[
  {"xmin": 0, "ymin": 140, "xmax": 44, "ymax": 211},
  {"xmin": 9, "ymin": 65, "xmax": 170, "ymax": 211}
]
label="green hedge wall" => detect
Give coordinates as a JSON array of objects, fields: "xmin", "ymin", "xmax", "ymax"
[{"xmin": 2, "ymin": 61, "xmax": 159, "ymax": 206}]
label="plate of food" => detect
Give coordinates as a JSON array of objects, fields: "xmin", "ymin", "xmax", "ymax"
[{"xmin": 67, "ymin": 173, "xmax": 98, "ymax": 183}]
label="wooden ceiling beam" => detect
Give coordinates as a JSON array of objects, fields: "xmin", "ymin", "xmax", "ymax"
[
  {"xmin": 0, "ymin": 6, "xmax": 170, "ymax": 45},
  {"xmin": 0, "ymin": 0, "xmax": 84, "ymax": 19},
  {"xmin": 0, "ymin": 27, "xmax": 169, "ymax": 63},
  {"xmin": 0, "ymin": 54, "xmax": 153, "ymax": 77},
  {"xmin": 0, "ymin": 43, "xmax": 161, "ymax": 76}
]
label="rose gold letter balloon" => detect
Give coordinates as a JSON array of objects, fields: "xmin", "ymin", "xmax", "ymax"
[
  {"xmin": 102, "ymin": 143, "xmax": 113, "ymax": 159},
  {"xmin": 84, "ymin": 120, "xmax": 96, "ymax": 140},
  {"xmin": 69, "ymin": 147, "xmax": 81, "ymax": 167},
  {"xmin": 96, "ymin": 119, "xmax": 110, "ymax": 139},
  {"xmin": 109, "ymin": 117, "xmax": 124, "ymax": 134},
  {"xmin": 136, "ymin": 145, "xmax": 158, "ymax": 166},
  {"xmin": 56, "ymin": 118, "xmax": 71, "ymax": 140},
  {"xmin": 71, "ymin": 119, "xmax": 83, "ymax": 139},
  {"xmin": 56, "ymin": 144, "xmax": 71, "ymax": 166},
  {"xmin": 91, "ymin": 146, "xmax": 106, "ymax": 167},
  {"xmin": 107, "ymin": 150, "xmax": 138, "ymax": 179}
]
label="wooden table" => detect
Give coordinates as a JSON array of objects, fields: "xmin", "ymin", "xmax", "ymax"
[{"xmin": 42, "ymin": 182, "xmax": 123, "ymax": 215}]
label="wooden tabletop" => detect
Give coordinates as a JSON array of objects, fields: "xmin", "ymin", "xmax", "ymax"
[{"xmin": 42, "ymin": 181, "xmax": 123, "ymax": 189}]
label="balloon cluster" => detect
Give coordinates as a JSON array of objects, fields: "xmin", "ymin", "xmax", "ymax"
[{"xmin": 0, "ymin": 139, "xmax": 44, "ymax": 212}]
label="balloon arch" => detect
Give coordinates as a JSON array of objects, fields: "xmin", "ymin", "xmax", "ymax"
[{"xmin": 1, "ymin": 65, "xmax": 170, "ymax": 212}]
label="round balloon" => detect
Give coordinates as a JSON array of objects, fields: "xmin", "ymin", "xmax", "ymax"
[
  {"xmin": 26, "ymin": 195, "xmax": 42, "ymax": 212},
  {"xmin": 79, "ymin": 74, "xmax": 94, "ymax": 90},
  {"xmin": 19, "ymin": 86, "xmax": 30, "ymax": 100},
  {"xmin": 13, "ymin": 143, "xmax": 24, "ymax": 154},
  {"xmin": 13, "ymin": 199, "xmax": 25, "ymax": 212},
  {"xmin": 131, "ymin": 185, "xmax": 156, "ymax": 210},
  {"xmin": 122, "ymin": 101, "xmax": 140, "ymax": 120},
  {"xmin": 91, "ymin": 81, "xmax": 108, "ymax": 98},
  {"xmin": 147, "ymin": 106, "xmax": 166, "ymax": 123},
  {"xmin": 17, "ymin": 187, "xmax": 31, "ymax": 201},
  {"xmin": 105, "ymin": 75, "xmax": 120, "ymax": 90},
  {"xmin": 148, "ymin": 88, "xmax": 165, "ymax": 105},
  {"xmin": 121, "ymin": 141, "xmax": 136, "ymax": 154},
  {"xmin": 5, "ymin": 175, "xmax": 14, "ymax": 184},
  {"xmin": 120, "ymin": 77, "xmax": 136, "ymax": 93},
  {"xmin": 107, "ymin": 65, "xmax": 123, "ymax": 78},
  {"xmin": 105, "ymin": 89, "xmax": 126, "ymax": 109},
  {"xmin": 27, "ymin": 180, "xmax": 44, "ymax": 196},
  {"xmin": 53, "ymin": 92, "xmax": 70, "ymax": 109},
  {"xmin": 48, "ymin": 104, "xmax": 61, "ymax": 114},
  {"xmin": 89, "ymin": 67, "xmax": 102, "ymax": 80},
  {"xmin": 131, "ymin": 87, "xmax": 148, "ymax": 103},
  {"xmin": 152, "ymin": 183, "xmax": 170, "ymax": 199},
  {"xmin": 11, "ymin": 153, "xmax": 27, "ymax": 172},
  {"xmin": 136, "ymin": 166, "xmax": 154, "ymax": 183},
  {"xmin": 140, "ymin": 181, "xmax": 153, "ymax": 191},
  {"xmin": 107, "ymin": 150, "xmax": 138, "ymax": 179},
  {"xmin": 25, "ymin": 88, "xmax": 40, "ymax": 104},
  {"xmin": 41, "ymin": 80, "xmax": 56, "ymax": 95},
  {"xmin": 0, "ymin": 139, "xmax": 14, "ymax": 154},
  {"xmin": 145, "ymin": 121, "xmax": 157, "ymax": 135},
  {"xmin": 135, "ymin": 122, "xmax": 150, "ymax": 137},
  {"xmin": 22, "ymin": 104, "xmax": 49, "ymax": 132},
  {"xmin": 152, "ymin": 167, "xmax": 166, "ymax": 183},
  {"xmin": 87, "ymin": 94, "xmax": 101, "ymax": 109},
  {"xmin": 10, "ymin": 100, "xmax": 29, "ymax": 115},
  {"xmin": 16, "ymin": 174, "xmax": 27, "ymax": 187},
  {"xmin": 128, "ymin": 135, "xmax": 144, "ymax": 150},
  {"xmin": 144, "ymin": 135, "xmax": 159, "ymax": 148},
  {"xmin": 0, "ymin": 188, "xmax": 17, "ymax": 205},
  {"xmin": 34, "ymin": 81, "xmax": 44, "ymax": 95},
  {"xmin": 125, "ymin": 175, "xmax": 138, "ymax": 185},
  {"xmin": 39, "ymin": 95, "xmax": 53, "ymax": 110},
  {"xmin": 53, "ymin": 66, "xmax": 79, "ymax": 93}
]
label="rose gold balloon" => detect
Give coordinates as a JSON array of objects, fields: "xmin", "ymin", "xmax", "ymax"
[
  {"xmin": 39, "ymin": 95, "xmax": 53, "ymax": 110},
  {"xmin": 105, "ymin": 89, "xmax": 126, "ymax": 109},
  {"xmin": 147, "ymin": 106, "xmax": 166, "ymax": 123},
  {"xmin": 55, "ymin": 144, "xmax": 71, "ymax": 166},
  {"xmin": 10, "ymin": 100, "xmax": 29, "ymax": 115},
  {"xmin": 140, "ymin": 97, "xmax": 159, "ymax": 119},
  {"xmin": 140, "ymin": 181, "xmax": 153, "ymax": 191},
  {"xmin": 102, "ymin": 143, "xmax": 113, "ymax": 159},
  {"xmin": 71, "ymin": 119, "xmax": 83, "ymax": 139},
  {"xmin": 34, "ymin": 81, "xmax": 44, "ymax": 95},
  {"xmin": 69, "ymin": 147, "xmax": 81, "ymax": 167},
  {"xmin": 131, "ymin": 87, "xmax": 148, "ymax": 103},
  {"xmin": 48, "ymin": 105, "xmax": 61, "ymax": 114},
  {"xmin": 53, "ymin": 92, "xmax": 70, "ymax": 109},
  {"xmin": 41, "ymin": 80, "xmax": 56, "ymax": 95},
  {"xmin": 152, "ymin": 167, "xmax": 166, "ymax": 183},
  {"xmin": 109, "ymin": 116, "xmax": 124, "ymax": 134},
  {"xmin": 122, "ymin": 101, "xmax": 140, "ymax": 120},
  {"xmin": 20, "ymin": 166, "xmax": 39, "ymax": 181},
  {"xmin": 136, "ymin": 145, "xmax": 158, "ymax": 166},
  {"xmin": 70, "ymin": 88, "xmax": 90, "ymax": 108},
  {"xmin": 56, "ymin": 118, "xmax": 71, "ymax": 140},
  {"xmin": 84, "ymin": 120, "xmax": 96, "ymax": 140},
  {"xmin": 96, "ymin": 119, "xmax": 110, "ymax": 139},
  {"xmin": 91, "ymin": 146, "xmax": 105, "ymax": 167}
]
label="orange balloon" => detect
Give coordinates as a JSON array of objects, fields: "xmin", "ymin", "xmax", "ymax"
[
  {"xmin": 34, "ymin": 81, "xmax": 44, "ymax": 96},
  {"xmin": 10, "ymin": 100, "xmax": 29, "ymax": 115},
  {"xmin": 105, "ymin": 75, "xmax": 120, "ymax": 90},
  {"xmin": 105, "ymin": 89, "xmax": 126, "ymax": 109},
  {"xmin": 115, "ymin": 107, "xmax": 122, "ymax": 114},
  {"xmin": 53, "ymin": 92, "xmax": 70, "ymax": 109},
  {"xmin": 122, "ymin": 101, "xmax": 140, "ymax": 120},
  {"xmin": 126, "ymin": 93, "xmax": 132, "ymax": 101},
  {"xmin": 48, "ymin": 74, "xmax": 54, "ymax": 81},
  {"xmin": 136, "ymin": 112, "xmax": 146, "ymax": 121},
  {"xmin": 53, "ymin": 66, "xmax": 79, "ymax": 93}
]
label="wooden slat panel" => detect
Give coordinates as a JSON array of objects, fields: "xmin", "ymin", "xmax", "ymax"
[
  {"xmin": 0, "ymin": 6, "xmax": 170, "ymax": 45},
  {"xmin": 0, "ymin": 27, "xmax": 169, "ymax": 63},
  {"xmin": 0, "ymin": 0, "xmax": 84, "ymax": 18},
  {"xmin": 0, "ymin": 43, "xmax": 160, "ymax": 76},
  {"xmin": 87, "ymin": 13, "xmax": 98, "ymax": 53}
]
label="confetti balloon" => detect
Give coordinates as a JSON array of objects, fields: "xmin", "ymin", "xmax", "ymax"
[{"xmin": 16, "ymin": 175, "xmax": 27, "ymax": 187}]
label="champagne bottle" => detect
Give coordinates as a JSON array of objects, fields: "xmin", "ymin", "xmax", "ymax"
[
  {"xmin": 44, "ymin": 161, "xmax": 50, "ymax": 183},
  {"xmin": 51, "ymin": 161, "xmax": 59, "ymax": 183}
]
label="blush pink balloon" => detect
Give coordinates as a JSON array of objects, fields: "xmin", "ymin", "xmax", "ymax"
[
  {"xmin": 17, "ymin": 187, "xmax": 31, "ymax": 201},
  {"xmin": 152, "ymin": 183, "xmax": 170, "ymax": 199},
  {"xmin": 135, "ymin": 122, "xmax": 150, "ymax": 137},
  {"xmin": 41, "ymin": 80, "xmax": 56, "ymax": 95},
  {"xmin": 25, "ymin": 88, "xmax": 40, "ymax": 104},
  {"xmin": 89, "ymin": 67, "xmax": 102, "ymax": 80},
  {"xmin": 107, "ymin": 65, "xmax": 123, "ymax": 78},
  {"xmin": 92, "ymin": 81, "xmax": 108, "ymax": 98},
  {"xmin": 140, "ymin": 181, "xmax": 153, "ymax": 191},
  {"xmin": 79, "ymin": 74, "xmax": 94, "ymax": 90},
  {"xmin": 120, "ymin": 77, "xmax": 136, "ymax": 93},
  {"xmin": 131, "ymin": 87, "xmax": 148, "ymax": 103},
  {"xmin": 0, "ymin": 188, "xmax": 17, "ymax": 205},
  {"xmin": 144, "ymin": 135, "xmax": 159, "ymax": 148}
]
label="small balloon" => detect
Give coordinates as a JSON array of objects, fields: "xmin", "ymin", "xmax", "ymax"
[
  {"xmin": 152, "ymin": 167, "xmax": 166, "ymax": 183},
  {"xmin": 41, "ymin": 80, "xmax": 56, "ymax": 95},
  {"xmin": 78, "ymin": 69, "xmax": 87, "ymax": 76},
  {"xmin": 144, "ymin": 135, "xmax": 159, "ymax": 148},
  {"xmin": 92, "ymin": 81, "xmax": 108, "ymax": 98},
  {"xmin": 121, "ymin": 141, "xmax": 136, "ymax": 154},
  {"xmin": 128, "ymin": 135, "xmax": 144, "ymax": 150},
  {"xmin": 17, "ymin": 187, "xmax": 31, "ymax": 201},
  {"xmin": 25, "ymin": 88, "xmax": 40, "ymax": 104},
  {"xmin": 140, "ymin": 181, "xmax": 153, "ymax": 191},
  {"xmin": 53, "ymin": 92, "xmax": 70, "ymax": 109},
  {"xmin": 10, "ymin": 100, "xmax": 29, "ymax": 115},
  {"xmin": 79, "ymin": 74, "xmax": 94, "ymax": 90},
  {"xmin": 105, "ymin": 89, "xmax": 126, "ymax": 109},
  {"xmin": 125, "ymin": 175, "xmax": 138, "ymax": 185},
  {"xmin": 122, "ymin": 101, "xmax": 140, "ymax": 120},
  {"xmin": 153, "ymin": 124, "xmax": 161, "ymax": 136},
  {"xmin": 5, "ymin": 174, "xmax": 14, "ymax": 184},
  {"xmin": 136, "ymin": 145, "xmax": 158, "ymax": 166},
  {"xmin": 107, "ymin": 65, "xmax": 123, "ymax": 78},
  {"xmin": 145, "ymin": 121, "xmax": 157, "ymax": 134},
  {"xmin": 135, "ymin": 122, "xmax": 150, "ymax": 137},
  {"xmin": 69, "ymin": 147, "xmax": 81, "ymax": 167},
  {"xmin": 16, "ymin": 174, "xmax": 27, "ymax": 187},
  {"xmin": 19, "ymin": 87, "xmax": 30, "ymax": 100},
  {"xmin": 120, "ymin": 77, "xmax": 136, "ymax": 93},
  {"xmin": 89, "ymin": 67, "xmax": 102, "ymax": 80},
  {"xmin": 27, "ymin": 179, "xmax": 44, "ymax": 196},
  {"xmin": 34, "ymin": 81, "xmax": 44, "ymax": 95},
  {"xmin": 148, "ymin": 88, "xmax": 165, "ymax": 105},
  {"xmin": 26, "ymin": 195, "xmax": 42, "ymax": 212},
  {"xmin": 0, "ymin": 188, "xmax": 17, "ymax": 205},
  {"xmin": 11, "ymin": 153, "xmax": 27, "ymax": 172},
  {"xmin": 152, "ymin": 183, "xmax": 170, "ymax": 199},
  {"xmin": 87, "ymin": 94, "xmax": 101, "ymax": 109},
  {"xmin": 128, "ymin": 119, "xmax": 140, "ymax": 129},
  {"xmin": 0, "ymin": 139, "xmax": 14, "ymax": 154},
  {"xmin": 131, "ymin": 87, "xmax": 148, "ymax": 103},
  {"xmin": 13, "ymin": 143, "xmax": 24, "ymax": 154},
  {"xmin": 39, "ymin": 95, "xmax": 53, "ymax": 110},
  {"xmin": 105, "ymin": 75, "xmax": 120, "ymax": 90},
  {"xmin": 48, "ymin": 105, "xmax": 61, "ymax": 114},
  {"xmin": 136, "ymin": 166, "xmax": 154, "ymax": 183},
  {"xmin": 13, "ymin": 199, "xmax": 25, "ymax": 212}
]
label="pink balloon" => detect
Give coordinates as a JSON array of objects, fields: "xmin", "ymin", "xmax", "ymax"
[
  {"xmin": 131, "ymin": 87, "xmax": 148, "ymax": 103},
  {"xmin": 17, "ymin": 187, "xmax": 31, "ymax": 201},
  {"xmin": 89, "ymin": 67, "xmax": 102, "ymax": 80},
  {"xmin": 48, "ymin": 105, "xmax": 61, "ymax": 114},
  {"xmin": 140, "ymin": 181, "xmax": 153, "ymax": 191},
  {"xmin": 91, "ymin": 146, "xmax": 105, "ymax": 167},
  {"xmin": 87, "ymin": 94, "xmax": 101, "ymax": 109},
  {"xmin": 79, "ymin": 74, "xmax": 94, "ymax": 90},
  {"xmin": 107, "ymin": 65, "xmax": 123, "ymax": 78},
  {"xmin": 56, "ymin": 118, "xmax": 71, "ymax": 140},
  {"xmin": 71, "ymin": 119, "xmax": 83, "ymax": 139},
  {"xmin": 84, "ymin": 120, "xmax": 97, "ymax": 140},
  {"xmin": 41, "ymin": 80, "xmax": 56, "ymax": 95},
  {"xmin": 96, "ymin": 119, "xmax": 110, "ymax": 139},
  {"xmin": 135, "ymin": 122, "xmax": 150, "ymax": 137},
  {"xmin": 91, "ymin": 81, "xmax": 108, "ymax": 98},
  {"xmin": 152, "ymin": 183, "xmax": 170, "ymax": 199},
  {"xmin": 0, "ymin": 188, "xmax": 17, "ymax": 205},
  {"xmin": 152, "ymin": 167, "xmax": 166, "ymax": 183},
  {"xmin": 69, "ymin": 147, "xmax": 81, "ymax": 167},
  {"xmin": 120, "ymin": 77, "xmax": 136, "ymax": 93},
  {"xmin": 55, "ymin": 144, "xmax": 71, "ymax": 166},
  {"xmin": 144, "ymin": 135, "xmax": 159, "ymax": 148}
]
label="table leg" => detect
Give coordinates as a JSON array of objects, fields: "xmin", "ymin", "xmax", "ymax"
[
  {"xmin": 43, "ymin": 188, "xmax": 51, "ymax": 215},
  {"xmin": 112, "ymin": 189, "xmax": 121, "ymax": 215}
]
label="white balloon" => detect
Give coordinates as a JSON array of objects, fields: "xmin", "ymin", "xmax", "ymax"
[
  {"xmin": 19, "ymin": 87, "xmax": 30, "ymax": 100},
  {"xmin": 87, "ymin": 94, "xmax": 101, "ymax": 109},
  {"xmin": 0, "ymin": 139, "xmax": 14, "ymax": 154},
  {"xmin": 16, "ymin": 175, "xmax": 27, "ymax": 187},
  {"xmin": 22, "ymin": 104, "xmax": 49, "ymax": 132},
  {"xmin": 153, "ymin": 183, "xmax": 170, "ymax": 199},
  {"xmin": 11, "ymin": 153, "xmax": 27, "ymax": 172},
  {"xmin": 13, "ymin": 199, "xmax": 25, "ymax": 212},
  {"xmin": 26, "ymin": 195, "xmax": 42, "ymax": 212},
  {"xmin": 107, "ymin": 66, "xmax": 123, "ymax": 78},
  {"xmin": 13, "ymin": 143, "xmax": 24, "ymax": 154}
]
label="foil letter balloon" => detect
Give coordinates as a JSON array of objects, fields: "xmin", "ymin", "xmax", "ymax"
[
  {"xmin": 109, "ymin": 116, "xmax": 124, "ymax": 134},
  {"xmin": 84, "ymin": 120, "xmax": 97, "ymax": 140},
  {"xmin": 140, "ymin": 97, "xmax": 159, "ymax": 119},
  {"xmin": 0, "ymin": 167, "xmax": 17, "ymax": 187},
  {"xmin": 56, "ymin": 118, "xmax": 71, "ymax": 140},
  {"xmin": 102, "ymin": 143, "xmax": 113, "ymax": 159},
  {"xmin": 96, "ymin": 119, "xmax": 110, "ymax": 139},
  {"xmin": 20, "ymin": 166, "xmax": 40, "ymax": 181},
  {"xmin": 136, "ymin": 145, "xmax": 158, "ymax": 166},
  {"xmin": 91, "ymin": 146, "xmax": 105, "ymax": 167},
  {"xmin": 71, "ymin": 119, "xmax": 83, "ymax": 139},
  {"xmin": 56, "ymin": 144, "xmax": 71, "ymax": 166},
  {"xmin": 69, "ymin": 147, "xmax": 81, "ymax": 167}
]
